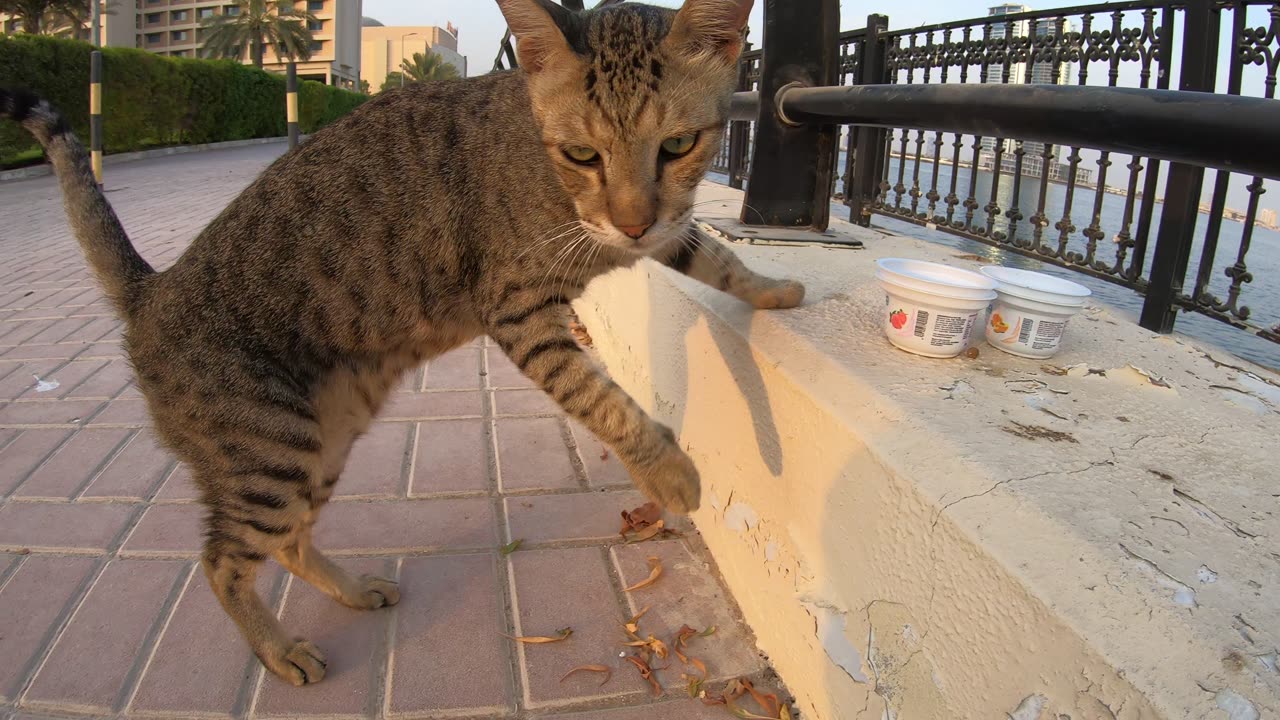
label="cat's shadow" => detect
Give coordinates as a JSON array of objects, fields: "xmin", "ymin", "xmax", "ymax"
[{"xmin": 637, "ymin": 263, "xmax": 787, "ymax": 479}]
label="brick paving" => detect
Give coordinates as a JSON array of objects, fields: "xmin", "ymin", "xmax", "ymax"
[{"xmin": 0, "ymin": 145, "xmax": 782, "ymax": 719}]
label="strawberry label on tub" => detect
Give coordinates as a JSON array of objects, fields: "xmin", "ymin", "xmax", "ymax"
[{"xmin": 887, "ymin": 303, "xmax": 975, "ymax": 349}]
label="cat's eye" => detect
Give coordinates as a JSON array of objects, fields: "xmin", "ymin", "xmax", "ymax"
[
  {"xmin": 563, "ymin": 145, "xmax": 600, "ymax": 164},
  {"xmin": 660, "ymin": 134, "xmax": 698, "ymax": 157}
]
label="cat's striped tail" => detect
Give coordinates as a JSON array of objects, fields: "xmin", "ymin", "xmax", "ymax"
[{"xmin": 2, "ymin": 88, "xmax": 154, "ymax": 316}]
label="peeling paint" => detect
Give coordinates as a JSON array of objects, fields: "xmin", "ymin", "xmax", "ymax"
[
  {"xmin": 1197, "ymin": 565, "xmax": 1219, "ymax": 584},
  {"xmin": 801, "ymin": 599, "xmax": 869, "ymax": 683},
  {"xmin": 708, "ymin": 489, "xmax": 724, "ymax": 513},
  {"xmin": 1121, "ymin": 544, "xmax": 1197, "ymax": 607},
  {"xmin": 1214, "ymin": 689, "xmax": 1260, "ymax": 720},
  {"xmin": 1006, "ymin": 693, "xmax": 1047, "ymax": 720},
  {"xmin": 724, "ymin": 502, "xmax": 760, "ymax": 533}
]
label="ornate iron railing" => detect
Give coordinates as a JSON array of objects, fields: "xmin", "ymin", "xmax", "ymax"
[{"xmin": 717, "ymin": 0, "xmax": 1280, "ymax": 345}]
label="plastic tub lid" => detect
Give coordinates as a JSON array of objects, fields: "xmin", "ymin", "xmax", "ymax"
[
  {"xmin": 875, "ymin": 258, "xmax": 997, "ymax": 300},
  {"xmin": 980, "ymin": 266, "xmax": 1092, "ymax": 306}
]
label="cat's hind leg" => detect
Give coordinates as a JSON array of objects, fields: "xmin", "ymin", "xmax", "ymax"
[
  {"xmin": 201, "ymin": 502, "xmax": 328, "ymax": 686},
  {"xmin": 273, "ymin": 521, "xmax": 400, "ymax": 610}
]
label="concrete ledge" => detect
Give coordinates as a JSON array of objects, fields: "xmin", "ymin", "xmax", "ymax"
[
  {"xmin": 578, "ymin": 182, "xmax": 1279, "ymax": 719},
  {"xmin": 0, "ymin": 136, "xmax": 294, "ymax": 183}
]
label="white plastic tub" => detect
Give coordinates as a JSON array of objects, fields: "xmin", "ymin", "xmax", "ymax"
[
  {"xmin": 875, "ymin": 258, "xmax": 998, "ymax": 358},
  {"xmin": 980, "ymin": 266, "xmax": 1092, "ymax": 359}
]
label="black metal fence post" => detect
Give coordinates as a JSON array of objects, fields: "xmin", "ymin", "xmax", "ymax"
[
  {"xmin": 1138, "ymin": 0, "xmax": 1219, "ymax": 334},
  {"xmin": 726, "ymin": 40, "xmax": 753, "ymax": 190},
  {"xmin": 741, "ymin": 0, "xmax": 840, "ymax": 229},
  {"xmin": 848, "ymin": 14, "xmax": 889, "ymax": 226},
  {"xmin": 286, "ymin": 62, "xmax": 299, "ymax": 149}
]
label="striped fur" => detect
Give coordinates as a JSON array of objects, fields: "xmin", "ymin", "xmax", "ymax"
[{"xmin": 1, "ymin": 0, "xmax": 802, "ymax": 687}]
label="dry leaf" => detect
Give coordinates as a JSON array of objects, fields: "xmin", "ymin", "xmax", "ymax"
[
  {"xmin": 625, "ymin": 655, "xmax": 663, "ymax": 697},
  {"xmin": 626, "ymin": 520, "xmax": 668, "ymax": 544},
  {"xmin": 559, "ymin": 664, "xmax": 611, "ymax": 686},
  {"xmin": 623, "ymin": 556, "xmax": 663, "ymax": 592},
  {"xmin": 504, "ymin": 627, "xmax": 573, "ymax": 644},
  {"xmin": 500, "ymin": 539, "xmax": 523, "ymax": 556},
  {"xmin": 698, "ymin": 625, "xmax": 718, "ymax": 637},
  {"xmin": 687, "ymin": 675, "xmax": 704, "ymax": 698},
  {"xmin": 620, "ymin": 502, "xmax": 663, "ymax": 535},
  {"xmin": 743, "ymin": 678, "xmax": 780, "ymax": 717},
  {"xmin": 624, "ymin": 606, "xmax": 650, "ymax": 635},
  {"xmin": 689, "ymin": 657, "xmax": 708, "ymax": 679},
  {"xmin": 779, "ymin": 704, "xmax": 794, "ymax": 720}
]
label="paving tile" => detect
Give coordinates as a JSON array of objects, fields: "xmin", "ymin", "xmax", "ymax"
[
  {"xmin": 387, "ymin": 554, "xmax": 514, "ymax": 717},
  {"xmin": 121, "ymin": 504, "xmax": 205, "ymax": 557},
  {"xmin": 493, "ymin": 388, "xmax": 561, "ymax": 416},
  {"xmin": 13, "ymin": 428, "xmax": 131, "ymax": 499},
  {"xmin": 23, "ymin": 559, "xmax": 187, "ymax": 713},
  {"xmin": 570, "ymin": 420, "xmax": 634, "ymax": 488},
  {"xmin": 0, "ymin": 361, "xmax": 61, "ymax": 400},
  {"xmin": 0, "ymin": 429, "xmax": 72, "ymax": 496},
  {"xmin": 0, "ymin": 399, "xmax": 102, "ymax": 427},
  {"xmin": 335, "ymin": 422, "xmax": 412, "ymax": 498},
  {"xmin": 70, "ymin": 341, "xmax": 122, "ymax": 359},
  {"xmin": 425, "ymin": 347, "xmax": 483, "ymax": 390},
  {"xmin": 505, "ymin": 490, "xmax": 646, "ymax": 545},
  {"xmin": 0, "ymin": 502, "xmax": 138, "ymax": 553},
  {"xmin": 1, "ymin": 343, "xmax": 80, "ymax": 361},
  {"xmin": 611, "ymin": 540, "xmax": 763, "ymax": 682},
  {"xmin": 486, "ymin": 348, "xmax": 536, "ymax": 389},
  {"xmin": 410, "ymin": 419, "xmax": 489, "ymax": 495},
  {"xmin": 254, "ymin": 558, "xmax": 392, "ymax": 715},
  {"xmin": 63, "ymin": 359, "xmax": 135, "ymax": 399},
  {"xmin": 0, "ymin": 556, "xmax": 99, "ymax": 701},
  {"xmin": 24, "ymin": 317, "xmax": 93, "ymax": 345},
  {"xmin": 313, "ymin": 498, "xmax": 496, "ymax": 554},
  {"xmin": 57, "ymin": 317, "xmax": 118, "ymax": 344},
  {"xmin": 153, "ymin": 462, "xmax": 199, "ymax": 502},
  {"xmin": 508, "ymin": 547, "xmax": 648, "ymax": 708},
  {"xmin": 496, "ymin": 418, "xmax": 581, "ymax": 492},
  {"xmin": 85, "ymin": 396, "xmax": 150, "ymax": 426},
  {"xmin": 0, "ymin": 320, "xmax": 58, "ymax": 347},
  {"xmin": 380, "ymin": 391, "xmax": 483, "ymax": 419},
  {"xmin": 81, "ymin": 429, "xmax": 175, "ymax": 500},
  {"xmin": 14, "ymin": 359, "xmax": 105, "ymax": 400},
  {"xmin": 130, "ymin": 565, "xmax": 284, "ymax": 718}
]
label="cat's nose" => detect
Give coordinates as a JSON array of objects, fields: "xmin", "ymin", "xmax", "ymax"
[{"xmin": 617, "ymin": 223, "xmax": 652, "ymax": 239}]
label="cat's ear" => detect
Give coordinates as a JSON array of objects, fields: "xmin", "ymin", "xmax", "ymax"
[
  {"xmin": 496, "ymin": 0, "xmax": 576, "ymax": 72},
  {"xmin": 665, "ymin": 0, "xmax": 754, "ymax": 61}
]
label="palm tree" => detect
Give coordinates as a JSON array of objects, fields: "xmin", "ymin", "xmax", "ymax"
[
  {"xmin": 0, "ymin": 0, "xmax": 80, "ymax": 34},
  {"xmin": 399, "ymin": 50, "xmax": 459, "ymax": 83},
  {"xmin": 379, "ymin": 72, "xmax": 403, "ymax": 93},
  {"xmin": 199, "ymin": 0, "xmax": 316, "ymax": 70}
]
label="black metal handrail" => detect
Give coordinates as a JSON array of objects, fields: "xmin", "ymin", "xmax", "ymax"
[{"xmin": 747, "ymin": 84, "xmax": 1280, "ymax": 179}]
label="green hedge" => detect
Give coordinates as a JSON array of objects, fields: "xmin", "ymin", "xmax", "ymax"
[{"xmin": 0, "ymin": 34, "xmax": 367, "ymax": 168}]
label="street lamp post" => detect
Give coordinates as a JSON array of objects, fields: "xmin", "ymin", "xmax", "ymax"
[{"xmin": 400, "ymin": 32, "xmax": 419, "ymax": 88}]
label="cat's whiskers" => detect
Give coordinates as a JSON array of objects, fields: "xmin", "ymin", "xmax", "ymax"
[{"xmin": 516, "ymin": 220, "xmax": 587, "ymax": 260}]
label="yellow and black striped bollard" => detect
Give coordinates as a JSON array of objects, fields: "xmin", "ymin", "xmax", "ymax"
[
  {"xmin": 286, "ymin": 61, "xmax": 299, "ymax": 149},
  {"xmin": 90, "ymin": 49, "xmax": 103, "ymax": 187}
]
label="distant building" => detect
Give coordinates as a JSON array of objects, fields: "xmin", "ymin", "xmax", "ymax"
[
  {"xmin": 361, "ymin": 22, "xmax": 466, "ymax": 90},
  {"xmin": 977, "ymin": 4, "xmax": 1088, "ymax": 184},
  {"xmin": 1, "ymin": 1, "xmax": 363, "ymax": 90},
  {"xmin": 1259, "ymin": 208, "xmax": 1278, "ymax": 230}
]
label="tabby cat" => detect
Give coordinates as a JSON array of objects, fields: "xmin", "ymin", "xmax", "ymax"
[{"xmin": 2, "ymin": 0, "xmax": 804, "ymax": 686}]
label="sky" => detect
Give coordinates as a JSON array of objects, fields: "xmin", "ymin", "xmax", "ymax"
[{"xmin": 363, "ymin": 1, "xmax": 878, "ymax": 70}]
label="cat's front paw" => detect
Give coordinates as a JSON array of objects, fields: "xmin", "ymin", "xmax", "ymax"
[
  {"xmin": 752, "ymin": 279, "xmax": 806, "ymax": 309},
  {"xmin": 634, "ymin": 430, "xmax": 701, "ymax": 514}
]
